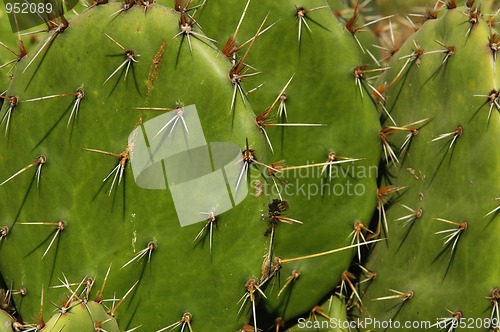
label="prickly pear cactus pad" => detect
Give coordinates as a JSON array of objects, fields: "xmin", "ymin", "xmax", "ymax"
[
  {"xmin": 43, "ymin": 301, "xmax": 120, "ymax": 332},
  {"xmin": 0, "ymin": 309, "xmax": 14, "ymax": 332},
  {"xmin": 0, "ymin": 2, "xmax": 275, "ymax": 331},
  {"xmin": 0, "ymin": 0, "xmax": 387, "ymax": 330},
  {"xmin": 360, "ymin": 1, "xmax": 500, "ymax": 330},
  {"xmin": 197, "ymin": 0, "xmax": 382, "ymax": 324}
]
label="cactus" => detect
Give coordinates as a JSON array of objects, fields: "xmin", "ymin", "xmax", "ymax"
[
  {"xmin": 0, "ymin": 0, "xmax": 385, "ymax": 331},
  {"xmin": 0, "ymin": 310, "xmax": 14, "ymax": 332},
  {"xmin": 358, "ymin": 1, "xmax": 500, "ymax": 330},
  {"xmin": 197, "ymin": 0, "xmax": 382, "ymax": 323},
  {"xmin": 0, "ymin": 3, "xmax": 268, "ymax": 331},
  {"xmin": 5, "ymin": 0, "xmax": 498, "ymax": 331},
  {"xmin": 43, "ymin": 301, "xmax": 120, "ymax": 332}
]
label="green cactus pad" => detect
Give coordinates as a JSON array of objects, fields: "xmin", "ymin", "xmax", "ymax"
[
  {"xmin": 0, "ymin": 3, "xmax": 272, "ymax": 331},
  {"xmin": 0, "ymin": 309, "xmax": 14, "ymax": 332},
  {"xmin": 42, "ymin": 301, "xmax": 119, "ymax": 332},
  {"xmin": 197, "ymin": 0, "xmax": 382, "ymax": 324},
  {"xmin": 360, "ymin": 3, "xmax": 500, "ymax": 330}
]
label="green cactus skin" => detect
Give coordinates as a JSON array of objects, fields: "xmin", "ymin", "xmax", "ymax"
[
  {"xmin": 359, "ymin": 2, "xmax": 500, "ymax": 330},
  {"xmin": 0, "ymin": 3, "xmax": 273, "ymax": 331},
  {"xmin": 197, "ymin": 0, "xmax": 382, "ymax": 325},
  {"xmin": 43, "ymin": 301, "xmax": 120, "ymax": 332},
  {"xmin": 0, "ymin": 309, "xmax": 14, "ymax": 332}
]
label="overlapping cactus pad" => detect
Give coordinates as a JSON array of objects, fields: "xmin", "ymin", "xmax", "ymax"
[
  {"xmin": 361, "ymin": 1, "xmax": 500, "ymax": 330},
  {"xmin": 0, "ymin": 0, "xmax": 382, "ymax": 331},
  {"xmin": 0, "ymin": 0, "xmax": 498, "ymax": 331}
]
